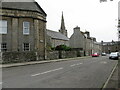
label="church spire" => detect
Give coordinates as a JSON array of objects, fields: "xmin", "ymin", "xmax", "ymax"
[
  {"xmin": 60, "ymin": 11, "xmax": 66, "ymax": 30},
  {"xmin": 59, "ymin": 11, "xmax": 67, "ymax": 37}
]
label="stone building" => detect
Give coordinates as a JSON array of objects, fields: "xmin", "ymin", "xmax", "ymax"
[
  {"xmin": 69, "ymin": 26, "xmax": 85, "ymax": 51},
  {"xmin": 47, "ymin": 29, "xmax": 69, "ymax": 48},
  {"xmin": 69, "ymin": 26, "xmax": 87, "ymax": 56},
  {"xmin": 0, "ymin": 1, "xmax": 47, "ymax": 60},
  {"xmin": 101, "ymin": 41, "xmax": 120, "ymax": 54},
  {"xmin": 93, "ymin": 42, "xmax": 102, "ymax": 54},
  {"xmin": 46, "ymin": 12, "xmax": 69, "ymax": 48},
  {"xmin": 85, "ymin": 37, "xmax": 93, "ymax": 55},
  {"xmin": 69, "ymin": 26, "xmax": 102, "ymax": 56}
]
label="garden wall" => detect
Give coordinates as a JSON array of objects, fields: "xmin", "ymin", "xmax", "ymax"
[
  {"xmin": 1, "ymin": 50, "xmax": 85, "ymax": 64},
  {"xmin": 47, "ymin": 51, "xmax": 59, "ymax": 60},
  {"xmin": 47, "ymin": 50, "xmax": 84, "ymax": 60},
  {"xmin": 2, "ymin": 51, "xmax": 36, "ymax": 64}
]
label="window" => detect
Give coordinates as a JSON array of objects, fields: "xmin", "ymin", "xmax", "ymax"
[
  {"xmin": 0, "ymin": 43, "xmax": 7, "ymax": 51},
  {"xmin": 23, "ymin": 43, "xmax": 30, "ymax": 51},
  {"xmin": 0, "ymin": 20, "xmax": 7, "ymax": 34},
  {"xmin": 23, "ymin": 22, "xmax": 30, "ymax": 35}
]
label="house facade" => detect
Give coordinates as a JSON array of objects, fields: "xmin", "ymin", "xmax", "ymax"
[
  {"xmin": 101, "ymin": 41, "xmax": 120, "ymax": 53},
  {"xmin": 0, "ymin": 1, "xmax": 47, "ymax": 60},
  {"xmin": 93, "ymin": 42, "xmax": 102, "ymax": 54},
  {"xmin": 69, "ymin": 26, "xmax": 85, "ymax": 50},
  {"xmin": 69, "ymin": 26, "xmax": 102, "ymax": 56},
  {"xmin": 85, "ymin": 37, "xmax": 93, "ymax": 55}
]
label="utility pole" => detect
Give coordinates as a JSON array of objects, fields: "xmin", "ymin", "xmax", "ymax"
[{"xmin": 118, "ymin": 19, "xmax": 120, "ymax": 41}]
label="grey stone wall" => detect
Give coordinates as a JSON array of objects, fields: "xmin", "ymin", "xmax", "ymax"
[
  {"xmin": 60, "ymin": 51, "xmax": 77, "ymax": 59},
  {"xmin": 2, "ymin": 52, "xmax": 36, "ymax": 64},
  {"xmin": 47, "ymin": 50, "xmax": 83, "ymax": 60},
  {"xmin": 2, "ymin": 50, "xmax": 85, "ymax": 64},
  {"xmin": 47, "ymin": 51, "xmax": 59, "ymax": 60}
]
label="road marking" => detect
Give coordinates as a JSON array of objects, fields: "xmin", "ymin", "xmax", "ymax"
[
  {"xmin": 70, "ymin": 63, "xmax": 83, "ymax": 67},
  {"xmin": 77, "ymin": 63, "xmax": 83, "ymax": 65},
  {"xmin": 100, "ymin": 61, "xmax": 107, "ymax": 64},
  {"xmin": 70, "ymin": 64, "xmax": 76, "ymax": 67},
  {"xmin": 31, "ymin": 67, "xmax": 63, "ymax": 77}
]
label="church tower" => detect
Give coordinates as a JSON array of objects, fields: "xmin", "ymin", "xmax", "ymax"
[{"xmin": 59, "ymin": 12, "xmax": 68, "ymax": 37}]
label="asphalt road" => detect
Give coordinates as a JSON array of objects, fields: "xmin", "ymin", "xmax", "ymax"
[{"xmin": 2, "ymin": 56, "xmax": 118, "ymax": 88}]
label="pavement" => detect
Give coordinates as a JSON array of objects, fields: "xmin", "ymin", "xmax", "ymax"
[
  {"xmin": 0, "ymin": 56, "xmax": 91, "ymax": 68},
  {"xmin": 102, "ymin": 59, "xmax": 119, "ymax": 90},
  {"xmin": 0, "ymin": 56, "xmax": 119, "ymax": 89}
]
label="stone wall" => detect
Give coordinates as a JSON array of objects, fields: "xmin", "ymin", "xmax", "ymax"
[
  {"xmin": 2, "ymin": 51, "xmax": 36, "ymax": 64},
  {"xmin": 2, "ymin": 50, "xmax": 85, "ymax": 64},
  {"xmin": 47, "ymin": 50, "xmax": 83, "ymax": 60},
  {"xmin": 47, "ymin": 51, "xmax": 59, "ymax": 60},
  {"xmin": 60, "ymin": 51, "xmax": 77, "ymax": 59}
]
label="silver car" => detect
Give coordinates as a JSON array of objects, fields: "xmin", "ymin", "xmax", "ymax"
[{"xmin": 109, "ymin": 52, "xmax": 119, "ymax": 60}]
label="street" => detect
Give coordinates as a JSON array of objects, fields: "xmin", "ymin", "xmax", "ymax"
[{"xmin": 2, "ymin": 56, "xmax": 118, "ymax": 88}]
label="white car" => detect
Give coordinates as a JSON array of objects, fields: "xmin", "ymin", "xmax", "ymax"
[
  {"xmin": 101, "ymin": 52, "xmax": 106, "ymax": 56},
  {"xmin": 109, "ymin": 52, "xmax": 119, "ymax": 60}
]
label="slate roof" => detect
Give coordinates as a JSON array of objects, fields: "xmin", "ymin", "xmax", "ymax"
[
  {"xmin": 47, "ymin": 29, "xmax": 69, "ymax": 41},
  {"xmin": 2, "ymin": 1, "xmax": 47, "ymax": 16}
]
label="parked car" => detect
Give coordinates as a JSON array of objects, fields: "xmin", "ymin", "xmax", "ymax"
[
  {"xmin": 109, "ymin": 52, "xmax": 119, "ymax": 60},
  {"xmin": 91, "ymin": 53, "xmax": 99, "ymax": 57},
  {"xmin": 101, "ymin": 53, "xmax": 106, "ymax": 56}
]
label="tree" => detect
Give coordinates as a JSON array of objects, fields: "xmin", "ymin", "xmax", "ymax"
[{"xmin": 55, "ymin": 45, "xmax": 71, "ymax": 51}]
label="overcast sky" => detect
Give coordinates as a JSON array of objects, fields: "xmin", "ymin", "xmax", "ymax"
[{"xmin": 36, "ymin": 0, "xmax": 118, "ymax": 42}]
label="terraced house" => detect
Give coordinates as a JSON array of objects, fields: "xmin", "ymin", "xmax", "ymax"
[
  {"xmin": 69, "ymin": 26, "xmax": 102, "ymax": 56},
  {"xmin": 0, "ymin": 1, "xmax": 47, "ymax": 62}
]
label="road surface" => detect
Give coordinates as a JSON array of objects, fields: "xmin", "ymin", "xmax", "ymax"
[{"xmin": 2, "ymin": 56, "xmax": 118, "ymax": 88}]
